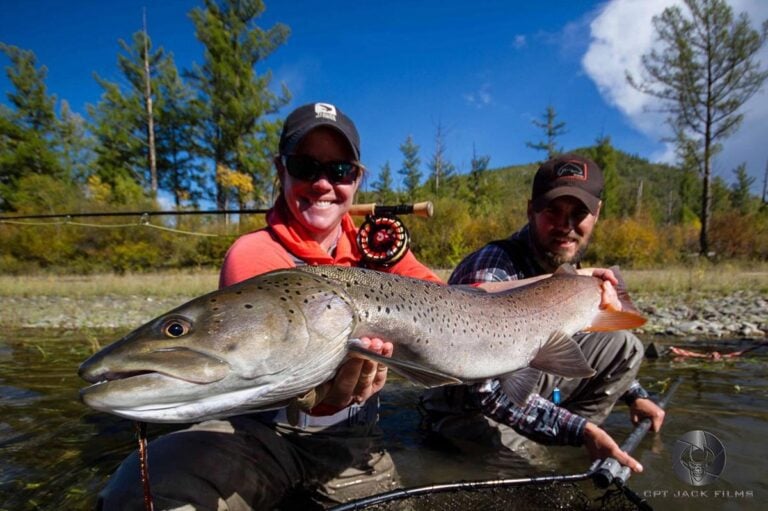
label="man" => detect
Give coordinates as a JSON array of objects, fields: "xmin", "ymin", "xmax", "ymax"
[{"xmin": 419, "ymin": 153, "xmax": 665, "ymax": 473}]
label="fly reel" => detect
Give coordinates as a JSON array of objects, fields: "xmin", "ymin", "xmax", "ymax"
[
  {"xmin": 351, "ymin": 202, "xmax": 432, "ymax": 267},
  {"xmin": 356, "ymin": 214, "xmax": 410, "ymax": 266}
]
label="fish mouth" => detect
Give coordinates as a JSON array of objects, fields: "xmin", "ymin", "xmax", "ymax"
[
  {"xmin": 78, "ymin": 347, "xmax": 231, "ymax": 386},
  {"xmin": 78, "ymin": 372, "xmax": 284, "ymax": 423},
  {"xmin": 79, "ymin": 372, "xmax": 212, "ymax": 417}
]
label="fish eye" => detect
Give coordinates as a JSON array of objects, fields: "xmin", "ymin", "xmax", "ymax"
[{"xmin": 162, "ymin": 319, "xmax": 191, "ymax": 338}]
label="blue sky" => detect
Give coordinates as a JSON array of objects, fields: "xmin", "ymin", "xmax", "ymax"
[{"xmin": 1, "ymin": 0, "xmax": 767, "ymax": 194}]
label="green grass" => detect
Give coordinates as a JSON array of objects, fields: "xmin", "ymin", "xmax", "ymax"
[
  {"xmin": 622, "ymin": 262, "xmax": 768, "ymax": 295},
  {"xmin": 0, "ymin": 270, "xmax": 219, "ymax": 298},
  {"xmin": 0, "ymin": 261, "xmax": 766, "ymax": 298}
]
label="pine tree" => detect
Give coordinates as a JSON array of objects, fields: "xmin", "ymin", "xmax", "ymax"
[
  {"xmin": 58, "ymin": 100, "xmax": 94, "ymax": 184},
  {"xmin": 589, "ymin": 136, "xmax": 619, "ymax": 218},
  {"xmin": 188, "ymin": 0, "xmax": 290, "ymax": 209},
  {"xmin": 155, "ymin": 59, "xmax": 205, "ymax": 208},
  {"xmin": 0, "ymin": 44, "xmax": 64, "ymax": 209},
  {"xmin": 371, "ymin": 161, "xmax": 397, "ymax": 204},
  {"xmin": 526, "ymin": 105, "xmax": 566, "ymax": 160},
  {"xmin": 89, "ymin": 30, "xmax": 172, "ymax": 193},
  {"xmin": 398, "ymin": 135, "xmax": 422, "ymax": 202},
  {"xmin": 730, "ymin": 163, "xmax": 755, "ymax": 214},
  {"xmin": 628, "ymin": 0, "xmax": 768, "ymax": 255},
  {"xmin": 88, "ymin": 76, "xmax": 146, "ymax": 189},
  {"xmin": 468, "ymin": 144, "xmax": 490, "ymax": 211},
  {"xmin": 426, "ymin": 122, "xmax": 455, "ymax": 196}
]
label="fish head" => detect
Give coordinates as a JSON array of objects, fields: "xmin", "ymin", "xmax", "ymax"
[{"xmin": 78, "ymin": 269, "xmax": 356, "ymax": 422}]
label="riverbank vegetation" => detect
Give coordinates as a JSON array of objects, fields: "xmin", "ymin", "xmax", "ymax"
[{"xmin": 1, "ymin": 0, "xmax": 766, "ymax": 274}]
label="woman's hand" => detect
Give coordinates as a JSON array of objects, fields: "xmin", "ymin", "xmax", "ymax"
[{"xmin": 313, "ymin": 337, "xmax": 393, "ymax": 412}]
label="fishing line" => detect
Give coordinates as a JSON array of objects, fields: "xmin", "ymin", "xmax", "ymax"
[
  {"xmin": 1, "ymin": 202, "xmax": 433, "ymax": 243},
  {"xmin": 134, "ymin": 421, "xmax": 154, "ymax": 511}
]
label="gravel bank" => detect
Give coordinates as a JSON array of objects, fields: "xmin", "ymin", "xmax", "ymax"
[{"xmin": 1, "ymin": 290, "xmax": 765, "ymax": 339}]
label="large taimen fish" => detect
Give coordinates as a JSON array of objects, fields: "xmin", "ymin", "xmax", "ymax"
[{"xmin": 78, "ymin": 264, "xmax": 645, "ymax": 423}]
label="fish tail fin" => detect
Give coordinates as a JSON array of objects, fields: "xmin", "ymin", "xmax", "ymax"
[
  {"xmin": 500, "ymin": 367, "xmax": 542, "ymax": 407},
  {"xmin": 585, "ymin": 307, "xmax": 647, "ymax": 331},
  {"xmin": 609, "ymin": 265, "xmax": 642, "ymax": 315},
  {"xmin": 530, "ymin": 330, "xmax": 596, "ymax": 379}
]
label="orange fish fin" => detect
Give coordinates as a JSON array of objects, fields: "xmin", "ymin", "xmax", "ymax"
[
  {"xmin": 585, "ymin": 305, "xmax": 647, "ymax": 331},
  {"xmin": 609, "ymin": 266, "xmax": 642, "ymax": 315}
]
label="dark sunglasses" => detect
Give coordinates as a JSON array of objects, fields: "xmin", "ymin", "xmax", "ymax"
[{"xmin": 282, "ymin": 155, "xmax": 361, "ymax": 184}]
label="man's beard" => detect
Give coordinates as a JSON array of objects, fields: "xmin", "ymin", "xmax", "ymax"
[{"xmin": 532, "ymin": 233, "xmax": 588, "ymax": 270}]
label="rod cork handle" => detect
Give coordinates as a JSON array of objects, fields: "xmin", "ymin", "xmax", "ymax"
[{"xmin": 349, "ymin": 201, "xmax": 434, "ymax": 218}]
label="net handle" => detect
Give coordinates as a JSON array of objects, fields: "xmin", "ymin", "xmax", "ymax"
[{"xmin": 591, "ymin": 377, "xmax": 683, "ymax": 488}]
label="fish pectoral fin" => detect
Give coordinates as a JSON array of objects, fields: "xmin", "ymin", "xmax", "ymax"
[
  {"xmin": 500, "ymin": 367, "xmax": 542, "ymax": 407},
  {"xmin": 347, "ymin": 345, "xmax": 462, "ymax": 387},
  {"xmin": 530, "ymin": 330, "xmax": 596, "ymax": 379},
  {"xmin": 584, "ymin": 306, "xmax": 647, "ymax": 332}
]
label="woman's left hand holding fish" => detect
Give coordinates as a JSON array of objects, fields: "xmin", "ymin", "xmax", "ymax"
[{"xmin": 308, "ymin": 337, "xmax": 393, "ymax": 415}]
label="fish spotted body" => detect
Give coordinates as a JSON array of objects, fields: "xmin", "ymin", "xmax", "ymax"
[{"xmin": 78, "ymin": 264, "xmax": 645, "ymax": 423}]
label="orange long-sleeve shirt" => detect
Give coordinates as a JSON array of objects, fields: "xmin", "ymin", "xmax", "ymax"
[{"xmin": 220, "ymin": 199, "xmax": 442, "ymax": 288}]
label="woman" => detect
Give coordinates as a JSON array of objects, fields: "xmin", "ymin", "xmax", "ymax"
[{"xmin": 98, "ymin": 102, "xmax": 441, "ymax": 511}]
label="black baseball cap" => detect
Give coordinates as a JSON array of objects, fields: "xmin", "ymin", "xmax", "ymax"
[
  {"xmin": 531, "ymin": 154, "xmax": 604, "ymax": 215},
  {"xmin": 278, "ymin": 102, "xmax": 360, "ymax": 160}
]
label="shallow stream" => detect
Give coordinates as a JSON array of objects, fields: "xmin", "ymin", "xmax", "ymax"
[{"xmin": 0, "ymin": 329, "xmax": 765, "ymax": 510}]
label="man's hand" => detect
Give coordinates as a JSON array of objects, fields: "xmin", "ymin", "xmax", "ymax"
[
  {"xmin": 579, "ymin": 268, "xmax": 622, "ymax": 311},
  {"xmin": 583, "ymin": 422, "xmax": 643, "ymax": 473},
  {"xmin": 630, "ymin": 398, "xmax": 666, "ymax": 432},
  {"xmin": 315, "ymin": 337, "xmax": 393, "ymax": 410}
]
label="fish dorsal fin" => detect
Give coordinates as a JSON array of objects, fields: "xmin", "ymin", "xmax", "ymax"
[
  {"xmin": 348, "ymin": 343, "xmax": 462, "ymax": 387},
  {"xmin": 530, "ymin": 330, "xmax": 596, "ymax": 378},
  {"xmin": 554, "ymin": 263, "xmax": 579, "ymax": 275},
  {"xmin": 500, "ymin": 367, "xmax": 542, "ymax": 407}
]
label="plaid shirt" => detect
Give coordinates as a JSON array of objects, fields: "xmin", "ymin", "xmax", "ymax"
[{"xmin": 448, "ymin": 224, "xmax": 648, "ymax": 445}]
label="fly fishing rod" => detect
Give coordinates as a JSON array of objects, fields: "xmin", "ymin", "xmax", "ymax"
[
  {"xmin": 0, "ymin": 201, "xmax": 434, "ymax": 266},
  {"xmin": 0, "ymin": 201, "xmax": 433, "ymax": 221},
  {"xmin": 329, "ymin": 377, "xmax": 683, "ymax": 511}
]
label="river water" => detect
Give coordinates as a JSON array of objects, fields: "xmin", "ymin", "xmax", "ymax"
[{"xmin": 0, "ymin": 328, "xmax": 765, "ymax": 510}]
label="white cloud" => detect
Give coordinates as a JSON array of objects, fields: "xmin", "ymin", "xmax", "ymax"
[
  {"xmin": 513, "ymin": 35, "xmax": 527, "ymax": 49},
  {"xmin": 464, "ymin": 82, "xmax": 493, "ymax": 108},
  {"xmin": 583, "ymin": 0, "xmax": 768, "ymax": 186}
]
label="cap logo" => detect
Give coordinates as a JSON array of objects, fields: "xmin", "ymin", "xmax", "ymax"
[
  {"xmin": 556, "ymin": 161, "xmax": 588, "ymax": 180},
  {"xmin": 314, "ymin": 103, "xmax": 337, "ymax": 122}
]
